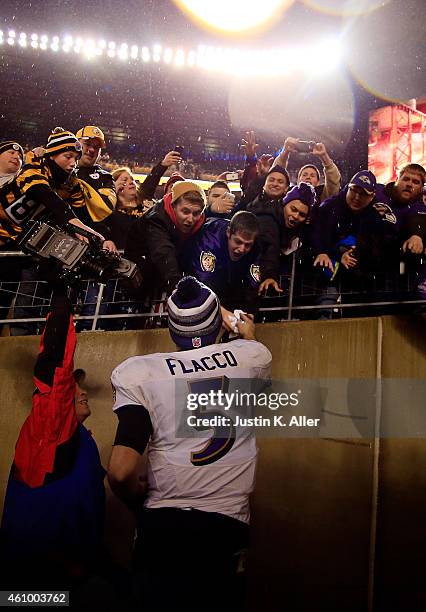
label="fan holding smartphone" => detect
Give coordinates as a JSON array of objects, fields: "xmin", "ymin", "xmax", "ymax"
[
  {"xmin": 269, "ymin": 136, "xmax": 342, "ymax": 204},
  {"xmin": 174, "ymin": 144, "xmax": 184, "ymax": 159}
]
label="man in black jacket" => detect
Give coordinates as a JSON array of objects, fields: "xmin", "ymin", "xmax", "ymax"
[
  {"xmin": 239, "ymin": 165, "xmax": 291, "ymax": 213},
  {"xmin": 311, "ymin": 170, "xmax": 404, "ymax": 315},
  {"xmin": 125, "ymin": 180, "xmax": 206, "ymax": 296},
  {"xmin": 251, "ymin": 183, "xmax": 315, "ymax": 295}
]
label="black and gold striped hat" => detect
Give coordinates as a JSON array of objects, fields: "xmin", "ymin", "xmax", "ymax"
[
  {"xmin": 0, "ymin": 141, "xmax": 24, "ymax": 160},
  {"xmin": 44, "ymin": 127, "xmax": 82, "ymax": 157}
]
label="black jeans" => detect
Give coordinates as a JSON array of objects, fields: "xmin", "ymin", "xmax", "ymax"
[{"xmin": 133, "ymin": 507, "xmax": 250, "ymax": 612}]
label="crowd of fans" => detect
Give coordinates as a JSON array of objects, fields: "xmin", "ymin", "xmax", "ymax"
[{"xmin": 0, "ymin": 124, "xmax": 425, "ymax": 334}]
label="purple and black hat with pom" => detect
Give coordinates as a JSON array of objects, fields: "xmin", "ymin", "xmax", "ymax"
[
  {"xmin": 167, "ymin": 276, "xmax": 222, "ymax": 350},
  {"xmin": 282, "ymin": 182, "xmax": 316, "ymax": 208}
]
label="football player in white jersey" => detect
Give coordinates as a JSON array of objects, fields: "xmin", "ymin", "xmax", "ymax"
[{"xmin": 108, "ymin": 276, "xmax": 272, "ymax": 611}]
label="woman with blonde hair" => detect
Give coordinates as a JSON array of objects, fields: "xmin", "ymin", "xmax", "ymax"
[
  {"xmin": 106, "ymin": 167, "xmax": 147, "ymax": 249},
  {"xmin": 108, "ymin": 149, "xmax": 183, "ymax": 248}
]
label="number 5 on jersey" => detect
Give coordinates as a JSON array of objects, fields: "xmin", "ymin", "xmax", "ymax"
[{"xmin": 187, "ymin": 376, "xmax": 235, "ymax": 467}]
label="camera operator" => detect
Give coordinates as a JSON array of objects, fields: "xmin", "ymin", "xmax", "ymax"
[
  {"xmin": 0, "ymin": 128, "xmax": 112, "ymax": 334},
  {"xmin": 0, "ymin": 128, "xmax": 107, "ymax": 245}
]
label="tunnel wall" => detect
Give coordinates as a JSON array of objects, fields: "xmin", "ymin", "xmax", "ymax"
[{"xmin": 1, "ymin": 316, "xmax": 425, "ymax": 611}]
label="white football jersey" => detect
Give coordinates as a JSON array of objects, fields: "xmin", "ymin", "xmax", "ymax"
[{"xmin": 112, "ymin": 339, "xmax": 272, "ymax": 523}]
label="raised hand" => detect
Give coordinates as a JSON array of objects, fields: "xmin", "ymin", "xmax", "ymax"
[{"xmin": 241, "ymin": 131, "xmax": 258, "ymax": 158}]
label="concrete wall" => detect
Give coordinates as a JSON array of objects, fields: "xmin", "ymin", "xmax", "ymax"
[{"xmin": 1, "ymin": 317, "xmax": 425, "ymax": 611}]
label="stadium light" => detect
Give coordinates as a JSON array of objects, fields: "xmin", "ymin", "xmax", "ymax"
[
  {"xmin": 153, "ymin": 44, "xmax": 162, "ymax": 62},
  {"xmin": 172, "ymin": 0, "xmax": 293, "ymax": 35},
  {"xmin": 141, "ymin": 46, "xmax": 150, "ymax": 62},
  {"xmin": 0, "ymin": 25, "xmax": 343, "ymax": 78},
  {"xmin": 187, "ymin": 50, "xmax": 196, "ymax": 66},
  {"xmin": 83, "ymin": 39, "xmax": 96, "ymax": 59},
  {"xmin": 164, "ymin": 48, "xmax": 173, "ymax": 64},
  {"xmin": 174, "ymin": 49, "xmax": 185, "ymax": 67}
]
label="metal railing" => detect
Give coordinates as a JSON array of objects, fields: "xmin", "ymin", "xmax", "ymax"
[{"xmin": 0, "ymin": 251, "xmax": 423, "ymax": 334}]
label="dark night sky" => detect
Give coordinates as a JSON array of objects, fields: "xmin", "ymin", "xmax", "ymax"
[{"xmin": 0, "ymin": 1, "xmax": 424, "ymax": 175}]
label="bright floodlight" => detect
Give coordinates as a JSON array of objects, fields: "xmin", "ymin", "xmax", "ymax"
[
  {"xmin": 83, "ymin": 39, "xmax": 96, "ymax": 59},
  {"xmin": 1, "ymin": 24, "xmax": 344, "ymax": 79},
  {"xmin": 141, "ymin": 46, "xmax": 150, "ymax": 62},
  {"xmin": 153, "ymin": 44, "xmax": 161, "ymax": 62},
  {"xmin": 187, "ymin": 50, "xmax": 196, "ymax": 66},
  {"xmin": 164, "ymin": 48, "xmax": 173, "ymax": 64},
  {"xmin": 305, "ymin": 38, "xmax": 342, "ymax": 76},
  {"xmin": 173, "ymin": 0, "xmax": 294, "ymax": 34},
  {"xmin": 174, "ymin": 49, "xmax": 185, "ymax": 67}
]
